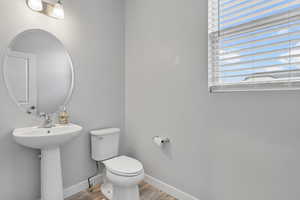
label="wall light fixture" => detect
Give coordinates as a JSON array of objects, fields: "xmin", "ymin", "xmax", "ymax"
[
  {"xmin": 27, "ymin": 0, "xmax": 65, "ymax": 19},
  {"xmin": 27, "ymin": 0, "xmax": 43, "ymax": 11},
  {"xmin": 49, "ymin": 0, "xmax": 64, "ymax": 19}
]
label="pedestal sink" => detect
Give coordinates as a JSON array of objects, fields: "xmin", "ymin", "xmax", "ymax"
[{"xmin": 13, "ymin": 124, "xmax": 83, "ymax": 200}]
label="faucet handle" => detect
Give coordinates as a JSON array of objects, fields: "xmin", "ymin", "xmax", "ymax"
[
  {"xmin": 39, "ymin": 112, "xmax": 47, "ymax": 118},
  {"xmin": 39, "ymin": 113, "xmax": 51, "ymax": 120}
]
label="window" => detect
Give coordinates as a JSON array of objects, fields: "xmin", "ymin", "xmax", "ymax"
[{"xmin": 208, "ymin": 0, "xmax": 300, "ymax": 92}]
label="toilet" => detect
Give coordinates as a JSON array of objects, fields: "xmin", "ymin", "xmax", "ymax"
[{"xmin": 90, "ymin": 128, "xmax": 144, "ymax": 200}]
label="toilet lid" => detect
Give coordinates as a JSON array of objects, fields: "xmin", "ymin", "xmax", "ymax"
[{"xmin": 104, "ymin": 156, "xmax": 143, "ymax": 176}]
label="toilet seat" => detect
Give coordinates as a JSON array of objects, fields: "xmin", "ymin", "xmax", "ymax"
[{"xmin": 104, "ymin": 156, "xmax": 143, "ymax": 177}]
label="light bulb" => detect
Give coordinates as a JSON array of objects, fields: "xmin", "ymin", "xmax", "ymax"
[
  {"xmin": 51, "ymin": 1, "xmax": 64, "ymax": 19},
  {"xmin": 27, "ymin": 0, "xmax": 43, "ymax": 11}
]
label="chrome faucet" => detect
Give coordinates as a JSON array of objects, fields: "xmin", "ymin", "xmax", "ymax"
[{"xmin": 39, "ymin": 113, "xmax": 54, "ymax": 128}]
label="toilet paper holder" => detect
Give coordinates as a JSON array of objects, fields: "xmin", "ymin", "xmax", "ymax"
[{"xmin": 152, "ymin": 136, "xmax": 170, "ymax": 145}]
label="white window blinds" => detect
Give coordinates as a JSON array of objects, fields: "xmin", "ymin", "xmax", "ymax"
[{"xmin": 208, "ymin": 0, "xmax": 300, "ymax": 92}]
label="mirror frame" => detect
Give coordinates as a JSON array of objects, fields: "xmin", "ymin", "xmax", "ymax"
[{"xmin": 2, "ymin": 29, "xmax": 75, "ymax": 118}]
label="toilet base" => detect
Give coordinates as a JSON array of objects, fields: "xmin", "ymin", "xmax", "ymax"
[
  {"xmin": 101, "ymin": 181, "xmax": 140, "ymax": 200},
  {"xmin": 101, "ymin": 182, "xmax": 139, "ymax": 200},
  {"xmin": 101, "ymin": 182, "xmax": 113, "ymax": 200}
]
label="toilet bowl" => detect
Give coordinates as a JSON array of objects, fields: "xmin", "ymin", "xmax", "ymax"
[
  {"xmin": 90, "ymin": 129, "xmax": 144, "ymax": 200},
  {"xmin": 102, "ymin": 156, "xmax": 144, "ymax": 200}
]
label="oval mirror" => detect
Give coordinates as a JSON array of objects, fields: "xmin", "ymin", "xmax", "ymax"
[{"xmin": 3, "ymin": 29, "xmax": 74, "ymax": 117}]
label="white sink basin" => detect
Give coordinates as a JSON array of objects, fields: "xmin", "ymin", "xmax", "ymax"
[
  {"xmin": 13, "ymin": 123, "xmax": 82, "ymax": 149},
  {"xmin": 12, "ymin": 123, "xmax": 83, "ymax": 200}
]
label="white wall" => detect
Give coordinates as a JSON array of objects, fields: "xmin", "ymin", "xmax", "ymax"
[
  {"xmin": 0, "ymin": 0, "xmax": 124, "ymax": 199},
  {"xmin": 124, "ymin": 0, "xmax": 300, "ymax": 200}
]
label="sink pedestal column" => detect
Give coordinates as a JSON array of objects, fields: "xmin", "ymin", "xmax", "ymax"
[{"xmin": 41, "ymin": 147, "xmax": 64, "ymax": 200}]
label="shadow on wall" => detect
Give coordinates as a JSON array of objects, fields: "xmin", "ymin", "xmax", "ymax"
[{"xmin": 161, "ymin": 142, "xmax": 173, "ymax": 159}]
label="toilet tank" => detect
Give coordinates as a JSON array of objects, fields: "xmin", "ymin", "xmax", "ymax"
[{"xmin": 90, "ymin": 128, "xmax": 120, "ymax": 161}]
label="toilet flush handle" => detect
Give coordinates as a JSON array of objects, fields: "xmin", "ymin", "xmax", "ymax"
[{"xmin": 96, "ymin": 136, "xmax": 103, "ymax": 140}]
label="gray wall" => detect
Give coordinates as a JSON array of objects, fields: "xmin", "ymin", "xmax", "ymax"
[
  {"xmin": 0, "ymin": 0, "xmax": 124, "ymax": 199},
  {"xmin": 124, "ymin": 0, "xmax": 300, "ymax": 200}
]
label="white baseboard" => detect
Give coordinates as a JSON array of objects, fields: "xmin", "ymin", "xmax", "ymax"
[
  {"xmin": 63, "ymin": 173, "xmax": 199, "ymax": 200},
  {"xmin": 144, "ymin": 174, "xmax": 199, "ymax": 200},
  {"xmin": 63, "ymin": 174, "xmax": 103, "ymax": 199}
]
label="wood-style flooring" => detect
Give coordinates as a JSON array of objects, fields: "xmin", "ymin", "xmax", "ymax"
[{"xmin": 66, "ymin": 181, "xmax": 177, "ymax": 200}]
